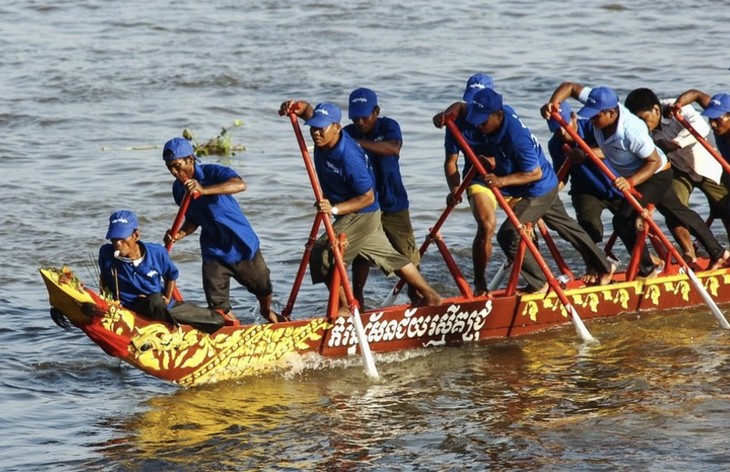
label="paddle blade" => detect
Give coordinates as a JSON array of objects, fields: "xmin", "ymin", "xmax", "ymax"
[
  {"xmin": 567, "ymin": 304, "xmax": 598, "ymax": 344},
  {"xmin": 351, "ymin": 308, "xmax": 379, "ymax": 379},
  {"xmin": 684, "ymin": 268, "xmax": 730, "ymax": 329},
  {"xmin": 381, "ymin": 287, "xmax": 401, "ymax": 307}
]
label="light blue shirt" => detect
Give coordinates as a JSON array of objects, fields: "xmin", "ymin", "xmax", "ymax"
[{"xmin": 579, "ymin": 88, "xmax": 667, "ymax": 177}]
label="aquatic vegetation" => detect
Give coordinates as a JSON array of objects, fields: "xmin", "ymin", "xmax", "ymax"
[{"xmin": 183, "ymin": 119, "xmax": 246, "ymax": 163}]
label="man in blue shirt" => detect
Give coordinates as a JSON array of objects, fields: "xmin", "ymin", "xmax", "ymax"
[
  {"xmin": 162, "ymin": 137, "xmax": 281, "ymax": 323},
  {"xmin": 280, "ymin": 101, "xmax": 442, "ymax": 310},
  {"xmin": 99, "ymin": 210, "xmax": 179, "ymax": 321},
  {"xmin": 432, "ymin": 73, "xmax": 498, "ymax": 295},
  {"xmin": 546, "ymin": 101, "xmax": 623, "ymax": 244},
  {"xmin": 464, "ymin": 88, "xmax": 615, "ymax": 293},
  {"xmin": 543, "ymin": 83, "xmax": 729, "ymax": 275},
  {"xmin": 100, "ymin": 209, "xmax": 228, "ymax": 332},
  {"xmin": 343, "ymin": 87, "xmax": 421, "ymax": 305}
]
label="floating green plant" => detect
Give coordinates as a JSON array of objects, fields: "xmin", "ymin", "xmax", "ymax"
[{"xmin": 183, "ymin": 119, "xmax": 246, "ymax": 162}]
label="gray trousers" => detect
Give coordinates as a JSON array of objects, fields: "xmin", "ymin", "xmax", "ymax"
[{"xmin": 497, "ymin": 186, "xmax": 612, "ymax": 290}]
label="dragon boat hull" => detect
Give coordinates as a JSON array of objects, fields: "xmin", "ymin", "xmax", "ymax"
[{"xmin": 41, "ymin": 265, "xmax": 730, "ymax": 387}]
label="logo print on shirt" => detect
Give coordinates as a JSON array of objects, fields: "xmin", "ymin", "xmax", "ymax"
[{"xmin": 325, "ymin": 161, "xmax": 341, "ymax": 175}]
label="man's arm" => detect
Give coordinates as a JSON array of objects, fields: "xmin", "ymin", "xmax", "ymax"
[
  {"xmin": 279, "ymin": 100, "xmax": 315, "ymax": 120},
  {"xmin": 615, "ymin": 149, "xmax": 662, "ymax": 191},
  {"xmin": 357, "ymin": 139, "xmax": 402, "ymax": 156},
  {"xmin": 674, "ymin": 89, "xmax": 712, "ymax": 110},
  {"xmin": 541, "ymin": 82, "xmax": 586, "ymax": 119},
  {"xmin": 485, "ymin": 166, "xmax": 542, "ymax": 188},
  {"xmin": 184, "ymin": 176, "xmax": 246, "ymax": 197},
  {"xmin": 163, "ymin": 279, "xmax": 177, "ymax": 305},
  {"xmin": 315, "ymin": 190, "xmax": 376, "ymax": 216},
  {"xmin": 433, "ymin": 102, "xmax": 467, "ymax": 128}
]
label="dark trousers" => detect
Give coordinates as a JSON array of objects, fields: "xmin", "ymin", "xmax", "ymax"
[
  {"xmin": 613, "ymin": 168, "xmax": 725, "ymax": 276},
  {"xmin": 202, "ymin": 250, "xmax": 273, "ymax": 312},
  {"xmin": 497, "ymin": 186, "xmax": 612, "ymax": 290},
  {"xmin": 571, "ymin": 192, "xmax": 623, "ymax": 243},
  {"xmin": 131, "ymin": 293, "xmax": 170, "ymax": 321}
]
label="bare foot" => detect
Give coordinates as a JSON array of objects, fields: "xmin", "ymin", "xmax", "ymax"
[
  {"xmin": 216, "ymin": 309, "xmax": 241, "ymax": 327},
  {"xmin": 597, "ymin": 263, "xmax": 616, "ymax": 286},
  {"xmin": 422, "ymin": 292, "xmax": 443, "ymax": 307},
  {"xmin": 337, "ymin": 307, "xmax": 352, "ymax": 317},
  {"xmin": 708, "ymin": 249, "xmax": 730, "ymax": 270},
  {"xmin": 637, "ymin": 266, "xmax": 661, "ymax": 280},
  {"xmin": 580, "ymin": 272, "xmax": 597, "ymax": 285},
  {"xmin": 517, "ymin": 283, "xmax": 548, "ymax": 296},
  {"xmin": 262, "ymin": 309, "xmax": 286, "ymax": 323}
]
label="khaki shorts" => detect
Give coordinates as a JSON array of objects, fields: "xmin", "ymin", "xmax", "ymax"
[
  {"xmin": 381, "ymin": 209, "xmax": 420, "ymax": 266},
  {"xmin": 310, "ymin": 211, "xmax": 410, "ymax": 284}
]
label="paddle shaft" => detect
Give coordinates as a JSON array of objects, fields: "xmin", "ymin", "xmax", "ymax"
[
  {"xmin": 165, "ymin": 191, "xmax": 194, "ymax": 252},
  {"xmin": 383, "ymin": 165, "xmax": 479, "ymax": 304},
  {"xmin": 671, "ymin": 108, "xmax": 730, "ymax": 175},
  {"xmin": 444, "ymin": 117, "xmax": 595, "ymax": 342},
  {"xmin": 550, "ymin": 110, "xmax": 730, "ymax": 329},
  {"xmin": 165, "ymin": 190, "xmax": 195, "ymax": 302},
  {"xmin": 285, "ymin": 111, "xmax": 379, "ymax": 378}
]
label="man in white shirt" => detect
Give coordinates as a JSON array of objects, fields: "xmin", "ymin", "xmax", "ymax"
[
  {"xmin": 542, "ymin": 83, "xmax": 729, "ymax": 276},
  {"xmin": 625, "ymin": 87, "xmax": 730, "ymax": 265}
]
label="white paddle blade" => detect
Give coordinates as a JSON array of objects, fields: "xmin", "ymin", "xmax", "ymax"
[
  {"xmin": 381, "ymin": 287, "xmax": 400, "ymax": 307},
  {"xmin": 351, "ymin": 308, "xmax": 379, "ymax": 379},
  {"xmin": 568, "ymin": 305, "xmax": 598, "ymax": 344},
  {"xmin": 685, "ymin": 268, "xmax": 730, "ymax": 329},
  {"xmin": 488, "ymin": 261, "xmax": 510, "ymax": 291}
]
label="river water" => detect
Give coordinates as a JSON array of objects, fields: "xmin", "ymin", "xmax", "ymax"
[{"xmin": 2, "ymin": 0, "xmax": 729, "ymax": 470}]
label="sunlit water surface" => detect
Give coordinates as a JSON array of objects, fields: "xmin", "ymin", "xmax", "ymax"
[{"xmin": 2, "ymin": 0, "xmax": 729, "ymax": 470}]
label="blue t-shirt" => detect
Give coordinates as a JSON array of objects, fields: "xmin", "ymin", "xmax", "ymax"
[
  {"xmin": 314, "ymin": 131, "xmax": 379, "ymax": 214},
  {"xmin": 547, "ymin": 119, "xmax": 623, "ymax": 200},
  {"xmin": 172, "ymin": 163, "xmax": 260, "ymax": 265},
  {"xmin": 444, "ymin": 114, "xmax": 491, "ymax": 182},
  {"xmin": 344, "ymin": 116, "xmax": 409, "ymax": 213},
  {"xmin": 476, "ymin": 105, "xmax": 557, "ymax": 197},
  {"xmin": 99, "ymin": 241, "xmax": 179, "ymax": 309}
]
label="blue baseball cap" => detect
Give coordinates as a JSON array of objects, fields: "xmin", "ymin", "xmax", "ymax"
[
  {"xmin": 348, "ymin": 88, "xmax": 378, "ymax": 119},
  {"xmin": 701, "ymin": 93, "xmax": 730, "ymax": 119},
  {"xmin": 547, "ymin": 101, "xmax": 573, "ymax": 132},
  {"xmin": 465, "ymin": 88, "xmax": 503, "ymax": 126},
  {"xmin": 463, "ymin": 73, "xmax": 495, "ymax": 102},
  {"xmin": 305, "ymin": 103, "xmax": 342, "ymax": 128},
  {"xmin": 162, "ymin": 137, "xmax": 194, "ymax": 162},
  {"xmin": 577, "ymin": 87, "xmax": 619, "ymax": 119},
  {"xmin": 106, "ymin": 210, "xmax": 138, "ymax": 240}
]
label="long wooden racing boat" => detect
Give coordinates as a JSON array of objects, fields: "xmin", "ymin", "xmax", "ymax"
[
  {"xmin": 40, "ymin": 110, "xmax": 730, "ymax": 386},
  {"xmin": 40, "ymin": 259, "xmax": 730, "ymax": 387}
]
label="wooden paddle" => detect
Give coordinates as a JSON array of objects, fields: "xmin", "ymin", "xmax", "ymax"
[
  {"xmin": 283, "ymin": 109, "xmax": 379, "ymax": 379},
  {"xmin": 382, "ymin": 165, "xmax": 479, "ymax": 306},
  {"xmin": 445, "ymin": 117, "xmax": 597, "ymax": 343},
  {"xmin": 550, "ymin": 110, "xmax": 730, "ymax": 329},
  {"xmin": 165, "ymin": 189, "xmax": 198, "ymax": 302}
]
